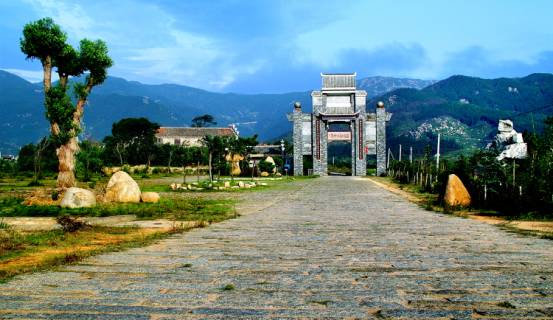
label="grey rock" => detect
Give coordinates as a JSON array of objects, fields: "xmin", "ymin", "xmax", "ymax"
[{"xmin": 60, "ymin": 187, "xmax": 96, "ymax": 208}]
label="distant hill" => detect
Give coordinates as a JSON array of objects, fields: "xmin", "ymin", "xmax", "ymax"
[
  {"xmin": 3, "ymin": 70, "xmax": 551, "ymax": 157},
  {"xmin": 357, "ymin": 76, "xmax": 435, "ymax": 97},
  {"xmin": 368, "ymin": 73, "xmax": 553, "ymax": 156},
  {"xmin": 0, "ymin": 71, "xmax": 433, "ymax": 154}
]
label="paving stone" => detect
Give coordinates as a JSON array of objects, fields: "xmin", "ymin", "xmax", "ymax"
[{"xmin": 1, "ymin": 177, "xmax": 552, "ymax": 319}]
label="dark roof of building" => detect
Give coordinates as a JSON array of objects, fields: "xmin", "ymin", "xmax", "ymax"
[
  {"xmin": 321, "ymin": 73, "xmax": 356, "ymax": 90},
  {"xmin": 156, "ymin": 127, "xmax": 237, "ymax": 138}
]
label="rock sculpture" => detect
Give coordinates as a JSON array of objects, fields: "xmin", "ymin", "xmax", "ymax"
[
  {"xmin": 225, "ymin": 153, "xmax": 244, "ymax": 176},
  {"xmin": 490, "ymin": 120, "xmax": 528, "ymax": 161}
]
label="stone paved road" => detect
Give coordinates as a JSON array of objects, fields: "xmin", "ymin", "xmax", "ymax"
[{"xmin": 1, "ymin": 177, "xmax": 553, "ymax": 319}]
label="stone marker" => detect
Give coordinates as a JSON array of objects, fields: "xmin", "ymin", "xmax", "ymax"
[
  {"xmin": 224, "ymin": 181, "xmax": 230, "ymax": 188},
  {"xmin": 141, "ymin": 192, "xmax": 160, "ymax": 203},
  {"xmin": 444, "ymin": 174, "xmax": 471, "ymax": 207},
  {"xmin": 60, "ymin": 187, "xmax": 96, "ymax": 208},
  {"xmin": 104, "ymin": 171, "xmax": 141, "ymax": 203}
]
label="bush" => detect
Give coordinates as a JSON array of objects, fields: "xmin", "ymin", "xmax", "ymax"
[
  {"xmin": 258, "ymin": 160, "xmax": 275, "ymax": 174},
  {"xmin": 55, "ymin": 216, "xmax": 89, "ymax": 232}
]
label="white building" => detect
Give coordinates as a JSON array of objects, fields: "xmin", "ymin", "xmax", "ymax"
[{"xmin": 156, "ymin": 125, "xmax": 238, "ymax": 147}]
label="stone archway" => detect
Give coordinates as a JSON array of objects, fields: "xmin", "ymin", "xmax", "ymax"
[{"xmin": 287, "ymin": 73, "xmax": 391, "ymax": 176}]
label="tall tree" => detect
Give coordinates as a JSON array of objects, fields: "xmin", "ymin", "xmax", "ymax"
[
  {"xmin": 20, "ymin": 17, "xmax": 112, "ymax": 189},
  {"xmin": 191, "ymin": 114, "xmax": 217, "ymax": 127},
  {"xmin": 202, "ymin": 136, "xmax": 225, "ymax": 182},
  {"xmin": 103, "ymin": 118, "xmax": 160, "ymax": 166}
]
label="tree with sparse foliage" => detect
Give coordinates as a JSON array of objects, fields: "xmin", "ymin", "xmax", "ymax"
[
  {"xmin": 20, "ymin": 17, "xmax": 112, "ymax": 189},
  {"xmin": 102, "ymin": 118, "xmax": 160, "ymax": 166},
  {"xmin": 17, "ymin": 139, "xmax": 58, "ymax": 176},
  {"xmin": 191, "ymin": 114, "xmax": 217, "ymax": 127},
  {"xmin": 202, "ymin": 136, "xmax": 225, "ymax": 182}
]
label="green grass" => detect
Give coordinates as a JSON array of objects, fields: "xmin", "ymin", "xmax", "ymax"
[{"xmin": 0, "ymin": 197, "xmax": 236, "ymax": 222}]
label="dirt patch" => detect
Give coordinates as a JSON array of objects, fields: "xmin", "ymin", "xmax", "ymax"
[
  {"xmin": 367, "ymin": 177, "xmax": 430, "ymax": 205},
  {"xmin": 0, "ymin": 227, "xmax": 170, "ymax": 281}
]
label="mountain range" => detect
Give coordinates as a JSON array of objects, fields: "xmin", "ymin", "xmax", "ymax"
[
  {"xmin": 0, "ymin": 71, "xmax": 433, "ymax": 154},
  {"xmin": 1, "ymin": 70, "xmax": 552, "ymax": 156},
  {"xmin": 369, "ymin": 73, "xmax": 553, "ymax": 155}
]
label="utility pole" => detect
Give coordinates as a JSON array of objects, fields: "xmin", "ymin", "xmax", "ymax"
[
  {"xmin": 399, "ymin": 144, "xmax": 402, "ymax": 162},
  {"xmin": 513, "ymin": 159, "xmax": 516, "ymax": 188},
  {"xmin": 409, "ymin": 146, "xmax": 413, "ymax": 164},
  {"xmin": 436, "ymin": 133, "xmax": 441, "ymax": 170}
]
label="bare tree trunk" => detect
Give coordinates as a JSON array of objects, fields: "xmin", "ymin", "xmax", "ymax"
[
  {"xmin": 167, "ymin": 150, "xmax": 173, "ymax": 173},
  {"xmin": 196, "ymin": 161, "xmax": 200, "ymax": 182},
  {"xmin": 59, "ymin": 75, "xmax": 68, "ymax": 89},
  {"xmin": 208, "ymin": 152, "xmax": 213, "ymax": 183},
  {"xmin": 116, "ymin": 143, "xmax": 123, "ymax": 166},
  {"xmin": 56, "ymin": 136, "xmax": 78, "ymax": 189},
  {"xmin": 43, "ymin": 56, "xmax": 52, "ymax": 92}
]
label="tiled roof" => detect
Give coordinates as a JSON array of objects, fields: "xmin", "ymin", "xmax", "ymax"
[
  {"xmin": 156, "ymin": 127, "xmax": 237, "ymax": 138},
  {"xmin": 321, "ymin": 73, "xmax": 356, "ymax": 90}
]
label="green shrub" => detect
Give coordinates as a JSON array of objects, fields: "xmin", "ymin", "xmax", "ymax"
[{"xmin": 258, "ymin": 160, "xmax": 274, "ymax": 174}]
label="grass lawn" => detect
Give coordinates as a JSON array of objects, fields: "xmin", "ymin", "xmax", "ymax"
[
  {"xmin": 0, "ymin": 194, "xmax": 237, "ymax": 282},
  {"xmin": 0, "ymin": 225, "xmax": 178, "ymax": 282},
  {"xmin": 0, "ymin": 197, "xmax": 237, "ymax": 222}
]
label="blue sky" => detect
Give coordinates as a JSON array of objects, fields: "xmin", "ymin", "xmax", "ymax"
[{"xmin": 1, "ymin": 0, "xmax": 553, "ymax": 93}]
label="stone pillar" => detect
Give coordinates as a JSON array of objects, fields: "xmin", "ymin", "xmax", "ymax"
[
  {"xmin": 312, "ymin": 117, "xmax": 327, "ymax": 176},
  {"xmin": 354, "ymin": 117, "xmax": 367, "ymax": 176},
  {"xmin": 292, "ymin": 102, "xmax": 303, "ymax": 176},
  {"xmin": 353, "ymin": 91, "xmax": 367, "ymax": 176},
  {"xmin": 321, "ymin": 121, "xmax": 328, "ymax": 175},
  {"xmin": 376, "ymin": 101, "xmax": 387, "ymax": 176}
]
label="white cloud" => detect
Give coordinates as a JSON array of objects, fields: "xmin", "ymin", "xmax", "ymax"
[{"xmin": 23, "ymin": 0, "xmax": 96, "ymax": 41}]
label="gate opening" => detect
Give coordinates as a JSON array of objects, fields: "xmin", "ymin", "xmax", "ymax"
[{"xmin": 327, "ymin": 122, "xmax": 352, "ymax": 176}]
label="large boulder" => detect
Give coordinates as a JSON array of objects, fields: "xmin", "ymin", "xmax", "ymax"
[
  {"xmin": 60, "ymin": 187, "xmax": 96, "ymax": 208},
  {"xmin": 141, "ymin": 192, "xmax": 160, "ymax": 203},
  {"xmin": 444, "ymin": 174, "xmax": 471, "ymax": 207},
  {"xmin": 104, "ymin": 171, "xmax": 141, "ymax": 203}
]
